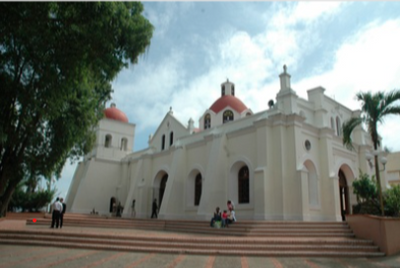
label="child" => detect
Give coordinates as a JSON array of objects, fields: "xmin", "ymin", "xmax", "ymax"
[{"xmin": 222, "ymin": 210, "xmax": 228, "ymax": 228}]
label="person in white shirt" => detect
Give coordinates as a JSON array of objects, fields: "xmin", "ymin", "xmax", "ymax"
[
  {"xmin": 50, "ymin": 197, "xmax": 62, "ymax": 228},
  {"xmin": 59, "ymin": 198, "xmax": 67, "ymax": 229},
  {"xmin": 227, "ymin": 208, "xmax": 237, "ymax": 224}
]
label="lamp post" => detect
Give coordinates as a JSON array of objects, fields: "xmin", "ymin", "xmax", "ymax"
[{"xmin": 366, "ymin": 150, "xmax": 387, "ymax": 216}]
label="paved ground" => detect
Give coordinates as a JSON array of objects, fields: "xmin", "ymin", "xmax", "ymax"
[{"xmin": 1, "ymin": 219, "xmax": 400, "ymax": 268}]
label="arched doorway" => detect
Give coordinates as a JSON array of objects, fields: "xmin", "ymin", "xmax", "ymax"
[
  {"xmin": 109, "ymin": 197, "xmax": 116, "ymax": 213},
  {"xmin": 339, "ymin": 170, "xmax": 350, "ymax": 221},
  {"xmin": 159, "ymin": 174, "xmax": 168, "ymax": 208},
  {"xmin": 238, "ymin": 166, "xmax": 250, "ymax": 204},
  {"xmin": 194, "ymin": 173, "xmax": 202, "ymax": 206}
]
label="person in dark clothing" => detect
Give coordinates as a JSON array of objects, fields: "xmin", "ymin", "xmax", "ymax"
[
  {"xmin": 151, "ymin": 198, "xmax": 158, "ymax": 218},
  {"xmin": 50, "ymin": 197, "xmax": 62, "ymax": 228},
  {"xmin": 59, "ymin": 198, "xmax": 67, "ymax": 228},
  {"xmin": 210, "ymin": 206, "xmax": 222, "ymax": 227},
  {"xmin": 116, "ymin": 202, "xmax": 123, "ymax": 217}
]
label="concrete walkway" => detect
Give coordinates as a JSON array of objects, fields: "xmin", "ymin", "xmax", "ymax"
[{"xmin": 1, "ymin": 219, "xmax": 400, "ymax": 268}]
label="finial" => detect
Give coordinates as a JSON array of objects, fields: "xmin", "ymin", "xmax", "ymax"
[
  {"xmin": 283, "ymin": 65, "xmax": 287, "ymax": 73},
  {"xmin": 169, "ymin": 106, "xmax": 173, "ymax": 115},
  {"xmin": 110, "ymin": 103, "xmax": 116, "ymax": 108},
  {"xmin": 227, "ymin": 78, "xmax": 229, "ymax": 82}
]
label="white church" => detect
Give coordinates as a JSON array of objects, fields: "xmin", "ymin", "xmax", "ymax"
[{"xmin": 66, "ymin": 66, "xmax": 387, "ymax": 221}]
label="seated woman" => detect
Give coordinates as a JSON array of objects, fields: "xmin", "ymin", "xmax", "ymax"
[
  {"xmin": 227, "ymin": 208, "xmax": 236, "ymax": 224},
  {"xmin": 210, "ymin": 206, "xmax": 222, "ymax": 227},
  {"xmin": 227, "ymin": 200, "xmax": 234, "ymax": 211}
]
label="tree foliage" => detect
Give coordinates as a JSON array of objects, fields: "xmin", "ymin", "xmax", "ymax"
[
  {"xmin": 8, "ymin": 180, "xmax": 56, "ymax": 212},
  {"xmin": 352, "ymin": 171, "xmax": 377, "ymax": 203},
  {"xmin": 385, "ymin": 185, "xmax": 400, "ymax": 217},
  {"xmin": 0, "ymin": 2, "xmax": 153, "ymax": 216},
  {"xmin": 342, "ymin": 90, "xmax": 400, "ymax": 215}
]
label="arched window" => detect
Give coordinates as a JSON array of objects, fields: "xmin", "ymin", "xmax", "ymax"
[
  {"xmin": 221, "ymin": 85, "xmax": 225, "ymax": 96},
  {"xmin": 204, "ymin": 114, "xmax": 211, "ymax": 129},
  {"xmin": 105, "ymin": 134, "xmax": 112, "ymax": 148},
  {"xmin": 194, "ymin": 173, "xmax": 202, "ymax": 206},
  {"xmin": 223, "ymin": 110, "xmax": 234, "ymax": 123},
  {"xmin": 336, "ymin": 116, "xmax": 341, "ymax": 136},
  {"xmin": 232, "ymin": 85, "xmax": 235, "ymax": 96},
  {"xmin": 238, "ymin": 166, "xmax": 249, "ymax": 204},
  {"xmin": 161, "ymin": 135, "xmax": 165, "ymax": 150},
  {"xmin": 169, "ymin": 132, "xmax": 174, "ymax": 146},
  {"xmin": 120, "ymin": 138, "xmax": 128, "ymax": 151},
  {"xmin": 159, "ymin": 174, "xmax": 168, "ymax": 208}
]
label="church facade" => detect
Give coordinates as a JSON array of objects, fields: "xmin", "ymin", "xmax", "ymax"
[{"xmin": 66, "ymin": 66, "xmax": 387, "ymax": 221}]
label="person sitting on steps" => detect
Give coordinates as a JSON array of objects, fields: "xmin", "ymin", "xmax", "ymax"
[
  {"xmin": 227, "ymin": 207, "xmax": 236, "ymax": 224},
  {"xmin": 210, "ymin": 206, "xmax": 221, "ymax": 227},
  {"xmin": 221, "ymin": 210, "xmax": 228, "ymax": 228}
]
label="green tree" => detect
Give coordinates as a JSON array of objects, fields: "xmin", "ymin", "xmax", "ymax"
[
  {"xmin": 342, "ymin": 90, "xmax": 400, "ymax": 216},
  {"xmin": 8, "ymin": 179, "xmax": 56, "ymax": 212},
  {"xmin": 352, "ymin": 171, "xmax": 381, "ymax": 215},
  {"xmin": 385, "ymin": 185, "xmax": 400, "ymax": 217},
  {"xmin": 352, "ymin": 171, "xmax": 377, "ymax": 204},
  {"xmin": 0, "ymin": 2, "xmax": 153, "ymax": 216}
]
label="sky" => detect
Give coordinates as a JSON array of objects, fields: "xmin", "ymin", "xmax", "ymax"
[{"xmin": 54, "ymin": 1, "xmax": 400, "ymax": 199}]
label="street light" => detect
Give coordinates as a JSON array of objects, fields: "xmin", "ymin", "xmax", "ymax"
[{"xmin": 366, "ymin": 151, "xmax": 387, "ymax": 171}]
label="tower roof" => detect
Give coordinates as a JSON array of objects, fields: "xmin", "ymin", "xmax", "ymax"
[
  {"xmin": 104, "ymin": 103, "xmax": 128, "ymax": 123},
  {"xmin": 209, "ymin": 95, "xmax": 248, "ymax": 114}
]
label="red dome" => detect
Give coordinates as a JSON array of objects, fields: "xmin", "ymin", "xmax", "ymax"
[
  {"xmin": 104, "ymin": 104, "xmax": 128, "ymax": 123},
  {"xmin": 209, "ymin": 95, "xmax": 248, "ymax": 114}
]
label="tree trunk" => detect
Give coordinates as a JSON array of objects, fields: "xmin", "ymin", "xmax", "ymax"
[
  {"xmin": 374, "ymin": 154, "xmax": 385, "ymax": 216},
  {"xmin": 0, "ymin": 167, "xmax": 21, "ymax": 217},
  {"xmin": 0, "ymin": 183, "xmax": 17, "ymax": 217}
]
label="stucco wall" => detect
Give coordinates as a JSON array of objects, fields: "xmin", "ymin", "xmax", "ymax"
[
  {"xmin": 347, "ymin": 214, "xmax": 400, "ymax": 256},
  {"xmin": 70, "ymin": 159, "xmax": 122, "ymax": 215}
]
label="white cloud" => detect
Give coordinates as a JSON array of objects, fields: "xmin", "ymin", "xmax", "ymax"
[
  {"xmin": 145, "ymin": 2, "xmax": 194, "ymax": 38},
  {"xmin": 259, "ymin": 2, "xmax": 346, "ymax": 72},
  {"xmin": 111, "ymin": 50, "xmax": 186, "ymax": 131},
  {"xmin": 291, "ymin": 2, "xmax": 345, "ymax": 24}
]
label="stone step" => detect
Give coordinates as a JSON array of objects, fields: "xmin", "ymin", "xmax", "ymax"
[
  {"xmin": 2, "ymin": 213, "xmax": 384, "ymax": 257},
  {"xmin": 27, "ymin": 218, "xmax": 355, "ymax": 237},
  {"xmin": 31, "ymin": 215, "xmax": 353, "ymax": 229},
  {"xmin": 0, "ymin": 228, "xmax": 383, "ymax": 257},
  {"xmin": 0, "ymin": 238, "xmax": 384, "ymax": 258},
  {"xmin": 0, "ymin": 229, "xmax": 373, "ymax": 246},
  {"xmin": 0, "ymin": 235, "xmax": 379, "ymax": 253}
]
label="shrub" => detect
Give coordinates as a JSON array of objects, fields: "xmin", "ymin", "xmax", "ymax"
[
  {"xmin": 352, "ymin": 171, "xmax": 377, "ymax": 203},
  {"xmin": 351, "ymin": 171, "xmax": 381, "ymax": 215},
  {"xmin": 8, "ymin": 182, "xmax": 55, "ymax": 212},
  {"xmin": 384, "ymin": 185, "xmax": 400, "ymax": 217}
]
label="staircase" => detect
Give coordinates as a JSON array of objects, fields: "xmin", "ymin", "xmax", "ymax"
[{"xmin": 0, "ymin": 213, "xmax": 385, "ymax": 257}]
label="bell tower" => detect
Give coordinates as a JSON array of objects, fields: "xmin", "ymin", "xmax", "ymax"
[{"xmin": 221, "ymin": 79, "xmax": 235, "ymax": 96}]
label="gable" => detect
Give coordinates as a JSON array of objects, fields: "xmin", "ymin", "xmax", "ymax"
[{"xmin": 149, "ymin": 112, "xmax": 190, "ymax": 152}]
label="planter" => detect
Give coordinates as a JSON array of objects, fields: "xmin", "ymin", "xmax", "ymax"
[{"xmin": 347, "ymin": 214, "xmax": 400, "ymax": 256}]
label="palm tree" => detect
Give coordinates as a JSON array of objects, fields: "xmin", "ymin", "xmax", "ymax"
[{"xmin": 342, "ymin": 90, "xmax": 400, "ymax": 216}]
